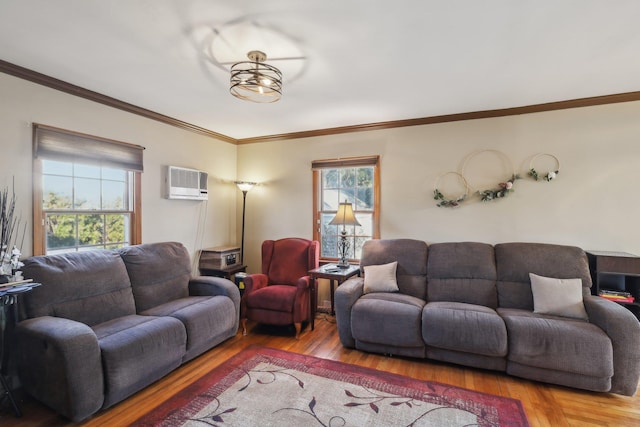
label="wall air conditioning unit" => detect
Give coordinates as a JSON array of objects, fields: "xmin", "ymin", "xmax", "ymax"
[{"xmin": 165, "ymin": 166, "xmax": 208, "ymax": 200}]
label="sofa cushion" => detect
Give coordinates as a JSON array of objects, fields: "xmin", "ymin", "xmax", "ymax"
[
  {"xmin": 498, "ymin": 308, "xmax": 613, "ymax": 378},
  {"xmin": 423, "ymin": 301, "xmax": 507, "ymax": 357},
  {"xmin": 351, "ymin": 293, "xmax": 425, "ymax": 348},
  {"xmin": 142, "ymin": 295, "xmax": 237, "ymax": 361},
  {"xmin": 21, "ymin": 250, "xmax": 136, "ymax": 326},
  {"xmin": 495, "ymin": 243, "xmax": 592, "ymax": 310},
  {"xmin": 360, "ymin": 239, "xmax": 428, "ymax": 300},
  {"xmin": 244, "ymin": 285, "xmax": 297, "ymax": 313},
  {"xmin": 363, "ymin": 261, "xmax": 399, "ymax": 294},
  {"xmin": 119, "ymin": 242, "xmax": 191, "ymax": 312},
  {"xmin": 530, "ymin": 273, "xmax": 588, "ymax": 320},
  {"xmin": 93, "ymin": 314, "xmax": 187, "ymax": 408},
  {"xmin": 427, "ymin": 242, "xmax": 498, "ymax": 308}
]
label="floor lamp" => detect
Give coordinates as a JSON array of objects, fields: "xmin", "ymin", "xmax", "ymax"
[
  {"xmin": 235, "ymin": 181, "xmax": 256, "ymax": 265},
  {"xmin": 329, "ymin": 200, "xmax": 361, "ymax": 268}
]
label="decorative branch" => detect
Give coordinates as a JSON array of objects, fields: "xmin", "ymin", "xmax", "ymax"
[{"xmin": 0, "ymin": 178, "xmax": 25, "ymax": 276}]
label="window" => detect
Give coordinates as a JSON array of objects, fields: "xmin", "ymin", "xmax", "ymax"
[
  {"xmin": 312, "ymin": 155, "xmax": 380, "ymax": 262},
  {"xmin": 33, "ymin": 124, "xmax": 143, "ymax": 255}
]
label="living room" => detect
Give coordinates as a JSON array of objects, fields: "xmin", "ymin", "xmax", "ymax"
[
  {"xmin": 1, "ymin": 2, "xmax": 640, "ymax": 426},
  {"xmin": 3, "ymin": 62, "xmax": 640, "ymax": 279}
]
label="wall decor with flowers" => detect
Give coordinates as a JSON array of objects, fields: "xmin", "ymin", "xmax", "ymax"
[
  {"xmin": 528, "ymin": 153, "xmax": 560, "ymax": 182},
  {"xmin": 462, "ymin": 149, "xmax": 520, "ymax": 203},
  {"xmin": 433, "ymin": 150, "xmax": 560, "ymax": 208},
  {"xmin": 433, "ymin": 172, "xmax": 469, "ymax": 207}
]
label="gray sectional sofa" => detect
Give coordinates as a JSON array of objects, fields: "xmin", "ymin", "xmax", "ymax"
[
  {"xmin": 15, "ymin": 242, "xmax": 240, "ymax": 421},
  {"xmin": 335, "ymin": 239, "xmax": 640, "ymax": 396}
]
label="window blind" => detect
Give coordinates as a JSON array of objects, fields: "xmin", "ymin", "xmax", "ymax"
[
  {"xmin": 33, "ymin": 123, "xmax": 145, "ymax": 172},
  {"xmin": 311, "ymin": 155, "xmax": 379, "ymax": 170}
]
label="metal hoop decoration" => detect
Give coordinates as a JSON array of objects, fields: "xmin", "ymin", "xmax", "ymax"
[
  {"xmin": 528, "ymin": 153, "xmax": 560, "ymax": 182},
  {"xmin": 461, "ymin": 149, "xmax": 520, "ymax": 202},
  {"xmin": 433, "ymin": 172, "xmax": 469, "ymax": 208}
]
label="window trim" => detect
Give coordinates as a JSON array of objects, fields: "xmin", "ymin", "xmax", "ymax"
[
  {"xmin": 312, "ymin": 155, "xmax": 380, "ymax": 263},
  {"xmin": 32, "ymin": 124, "xmax": 143, "ymax": 255}
]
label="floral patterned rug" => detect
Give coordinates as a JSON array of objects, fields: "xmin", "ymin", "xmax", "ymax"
[{"xmin": 131, "ymin": 345, "xmax": 528, "ymax": 426}]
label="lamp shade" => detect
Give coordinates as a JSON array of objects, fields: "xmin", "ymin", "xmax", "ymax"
[
  {"xmin": 235, "ymin": 181, "xmax": 256, "ymax": 193},
  {"xmin": 329, "ymin": 201, "xmax": 361, "ymax": 227}
]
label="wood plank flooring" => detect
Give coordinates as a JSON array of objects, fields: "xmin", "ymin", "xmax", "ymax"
[{"xmin": 1, "ymin": 315, "xmax": 639, "ymax": 426}]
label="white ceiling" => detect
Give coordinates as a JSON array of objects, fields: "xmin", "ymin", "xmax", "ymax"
[{"xmin": 1, "ymin": 1, "xmax": 640, "ymax": 140}]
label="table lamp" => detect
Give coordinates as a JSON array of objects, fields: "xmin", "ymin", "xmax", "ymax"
[{"xmin": 329, "ymin": 200, "xmax": 361, "ymax": 268}]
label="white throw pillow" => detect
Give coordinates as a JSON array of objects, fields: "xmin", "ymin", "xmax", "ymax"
[
  {"xmin": 529, "ymin": 273, "xmax": 588, "ymax": 320},
  {"xmin": 363, "ymin": 261, "xmax": 399, "ymax": 294}
]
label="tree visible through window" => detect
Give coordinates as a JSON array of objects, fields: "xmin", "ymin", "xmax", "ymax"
[
  {"xmin": 33, "ymin": 124, "xmax": 143, "ymax": 255},
  {"xmin": 42, "ymin": 160, "xmax": 132, "ymax": 254},
  {"xmin": 313, "ymin": 156, "xmax": 380, "ymax": 262}
]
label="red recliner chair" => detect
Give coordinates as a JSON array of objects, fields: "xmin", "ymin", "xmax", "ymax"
[{"xmin": 241, "ymin": 238, "xmax": 320, "ymax": 339}]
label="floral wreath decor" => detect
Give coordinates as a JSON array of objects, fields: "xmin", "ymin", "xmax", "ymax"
[
  {"xmin": 433, "ymin": 172, "xmax": 469, "ymax": 208},
  {"xmin": 462, "ymin": 149, "xmax": 520, "ymax": 202},
  {"xmin": 528, "ymin": 153, "xmax": 560, "ymax": 182},
  {"xmin": 477, "ymin": 174, "xmax": 520, "ymax": 202}
]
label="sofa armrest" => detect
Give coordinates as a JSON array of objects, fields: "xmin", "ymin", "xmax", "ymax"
[
  {"xmin": 295, "ymin": 275, "xmax": 311, "ymax": 290},
  {"xmin": 15, "ymin": 316, "xmax": 104, "ymax": 422},
  {"xmin": 293, "ymin": 276, "xmax": 312, "ymax": 323},
  {"xmin": 295, "ymin": 276, "xmax": 311, "ymax": 297},
  {"xmin": 334, "ymin": 276, "xmax": 365, "ymax": 348},
  {"xmin": 189, "ymin": 276, "xmax": 241, "ymax": 309},
  {"xmin": 243, "ymin": 273, "xmax": 269, "ymax": 294},
  {"xmin": 189, "ymin": 276, "xmax": 241, "ymax": 332},
  {"xmin": 584, "ymin": 295, "xmax": 640, "ymax": 395}
]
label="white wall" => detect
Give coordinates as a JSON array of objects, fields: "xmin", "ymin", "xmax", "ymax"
[
  {"xmin": 237, "ymin": 101, "xmax": 640, "ymax": 302},
  {"xmin": 4, "ymin": 70, "xmax": 639, "ymax": 303},
  {"xmin": 0, "ymin": 73, "xmax": 239, "ymax": 265}
]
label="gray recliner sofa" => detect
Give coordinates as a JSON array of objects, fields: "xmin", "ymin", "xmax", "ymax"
[
  {"xmin": 15, "ymin": 241, "xmax": 240, "ymax": 421},
  {"xmin": 335, "ymin": 239, "xmax": 640, "ymax": 396}
]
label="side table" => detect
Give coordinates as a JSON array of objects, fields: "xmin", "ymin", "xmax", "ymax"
[
  {"xmin": 308, "ymin": 264, "xmax": 361, "ymax": 328},
  {"xmin": 200, "ymin": 264, "xmax": 247, "ymax": 280},
  {"xmin": 586, "ymin": 250, "xmax": 640, "ymax": 320},
  {"xmin": 1, "ymin": 280, "xmax": 41, "ymax": 417}
]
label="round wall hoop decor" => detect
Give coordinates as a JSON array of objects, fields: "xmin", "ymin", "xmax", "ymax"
[
  {"xmin": 528, "ymin": 153, "xmax": 560, "ymax": 182},
  {"xmin": 461, "ymin": 149, "xmax": 520, "ymax": 202},
  {"xmin": 433, "ymin": 171, "xmax": 469, "ymax": 208}
]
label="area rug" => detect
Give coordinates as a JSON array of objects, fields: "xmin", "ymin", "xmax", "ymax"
[{"xmin": 131, "ymin": 345, "xmax": 528, "ymax": 426}]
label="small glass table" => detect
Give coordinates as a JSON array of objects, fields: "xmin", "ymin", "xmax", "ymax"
[
  {"xmin": 1, "ymin": 280, "xmax": 41, "ymax": 417},
  {"xmin": 308, "ymin": 264, "xmax": 361, "ymax": 324}
]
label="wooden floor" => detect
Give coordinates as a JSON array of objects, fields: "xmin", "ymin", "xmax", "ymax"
[{"xmin": 2, "ymin": 315, "xmax": 639, "ymax": 426}]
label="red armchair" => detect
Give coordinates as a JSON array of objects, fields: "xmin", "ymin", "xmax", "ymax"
[{"xmin": 241, "ymin": 238, "xmax": 320, "ymax": 339}]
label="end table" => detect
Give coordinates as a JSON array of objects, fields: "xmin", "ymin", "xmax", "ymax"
[
  {"xmin": 1, "ymin": 280, "xmax": 41, "ymax": 417},
  {"xmin": 308, "ymin": 264, "xmax": 361, "ymax": 327},
  {"xmin": 200, "ymin": 264, "xmax": 247, "ymax": 280}
]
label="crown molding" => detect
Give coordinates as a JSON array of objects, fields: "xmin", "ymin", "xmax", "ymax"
[
  {"xmin": 0, "ymin": 59, "xmax": 236, "ymax": 144},
  {"xmin": 235, "ymin": 91, "xmax": 640, "ymax": 144},
  {"xmin": 3, "ymin": 59, "xmax": 640, "ymax": 146}
]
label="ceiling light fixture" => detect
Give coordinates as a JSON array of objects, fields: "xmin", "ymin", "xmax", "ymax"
[{"xmin": 230, "ymin": 50, "xmax": 282, "ymax": 103}]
